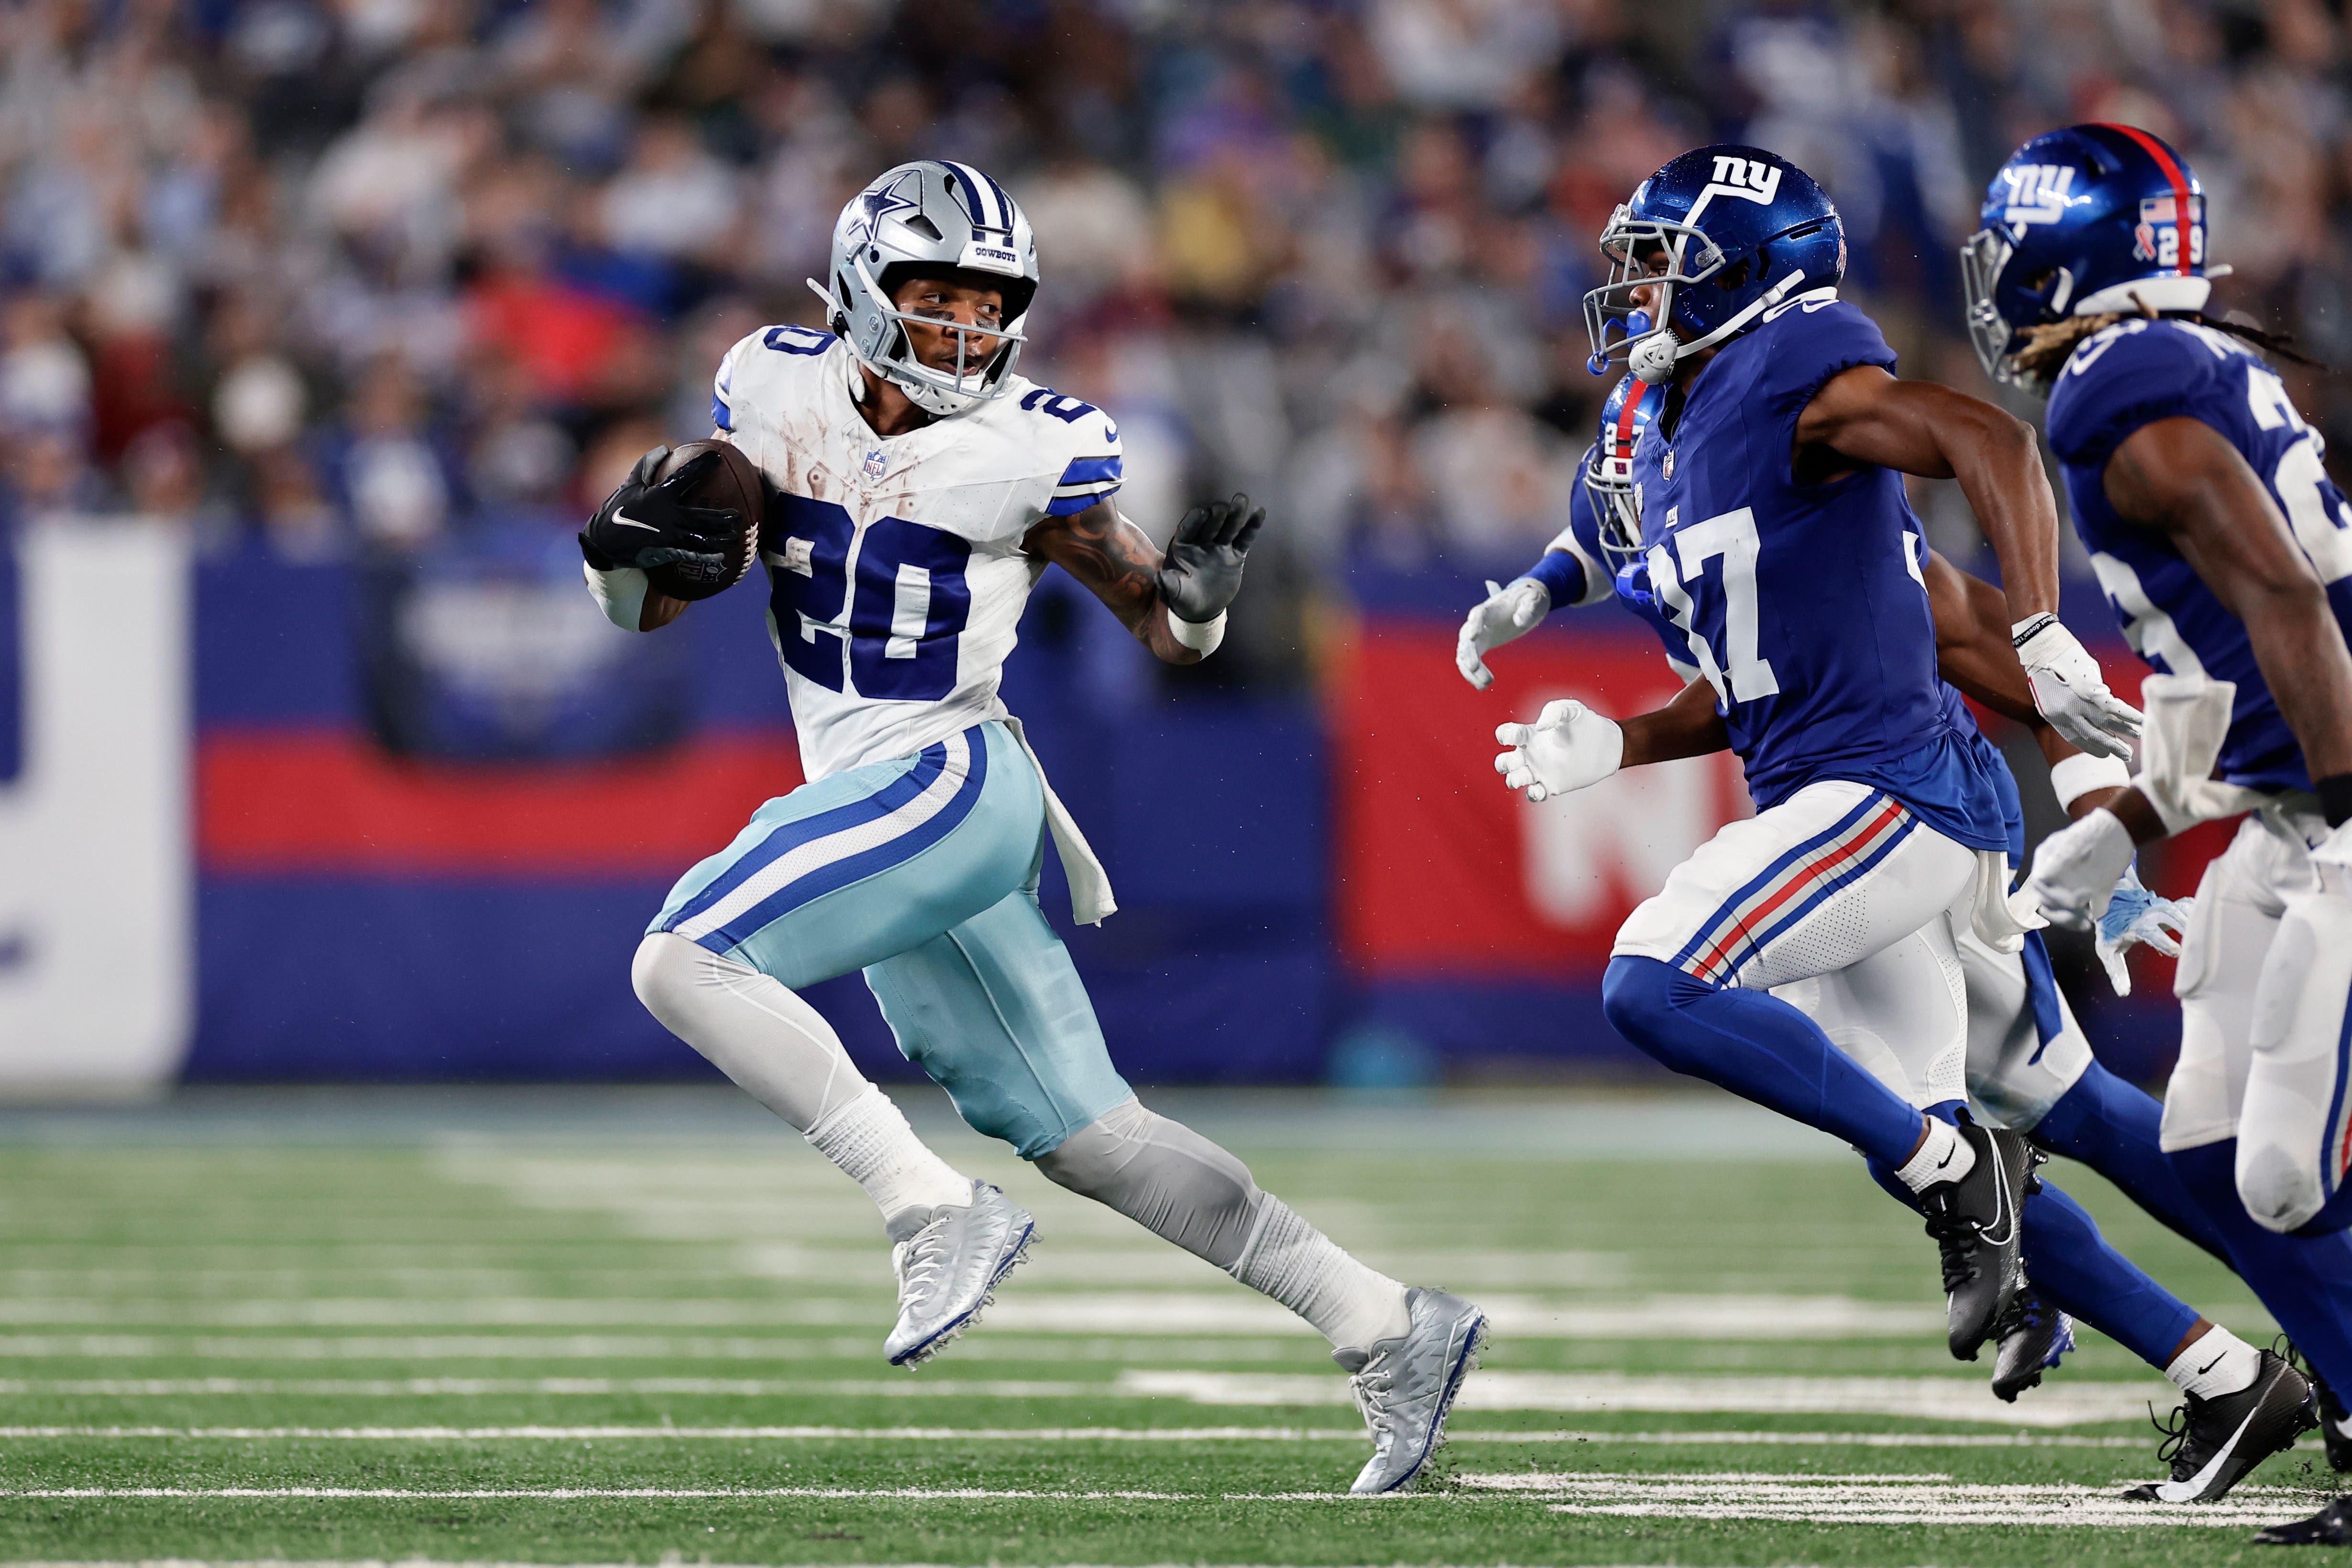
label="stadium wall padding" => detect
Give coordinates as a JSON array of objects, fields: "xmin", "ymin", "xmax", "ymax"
[{"xmin": 10, "ymin": 536, "xmax": 2187, "ymax": 1086}]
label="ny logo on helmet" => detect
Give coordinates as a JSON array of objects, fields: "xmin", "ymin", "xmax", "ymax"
[
  {"xmin": 2001, "ymin": 164, "xmax": 2076, "ymax": 228},
  {"xmin": 1706, "ymin": 156, "xmax": 1783, "ymax": 205}
]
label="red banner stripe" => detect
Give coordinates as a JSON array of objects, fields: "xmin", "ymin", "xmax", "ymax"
[{"xmin": 200, "ymin": 729, "xmax": 803, "ymax": 875}]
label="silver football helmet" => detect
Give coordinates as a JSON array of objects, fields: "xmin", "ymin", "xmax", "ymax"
[{"xmin": 811, "ymin": 160, "xmax": 1039, "ymax": 419}]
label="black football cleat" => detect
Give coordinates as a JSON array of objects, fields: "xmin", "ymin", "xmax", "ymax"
[
  {"xmin": 1919, "ymin": 1115, "xmax": 2033, "ymax": 1360},
  {"xmin": 2306, "ymin": 1364, "xmax": 2352, "ymax": 1472},
  {"xmin": 2253, "ymin": 1494, "xmax": 2352, "ymax": 1545},
  {"xmin": 2123, "ymin": 1349, "xmax": 2316, "ymax": 1503},
  {"xmin": 1989, "ymin": 1286, "xmax": 2074, "ymax": 1403}
]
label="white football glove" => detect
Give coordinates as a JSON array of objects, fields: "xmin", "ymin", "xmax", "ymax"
[
  {"xmin": 2093, "ymin": 863, "xmax": 2189, "ymax": 996},
  {"xmin": 1494, "ymin": 699, "xmax": 1624, "ymax": 802},
  {"xmin": 1456, "ymin": 577, "xmax": 1551, "ymax": 691},
  {"xmin": 2022, "ymin": 806, "xmax": 2138, "ymax": 932},
  {"xmin": 2013, "ymin": 614, "xmax": 2143, "ymax": 760}
]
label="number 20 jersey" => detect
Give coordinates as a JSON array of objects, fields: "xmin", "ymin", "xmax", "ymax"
[
  {"xmin": 2046, "ymin": 318, "xmax": 2352, "ymax": 792},
  {"xmin": 1628, "ymin": 291, "xmax": 2008, "ymax": 852},
  {"xmin": 711, "ymin": 325, "xmax": 1123, "ymax": 782}
]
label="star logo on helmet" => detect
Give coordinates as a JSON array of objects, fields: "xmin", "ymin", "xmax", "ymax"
[{"xmin": 858, "ymin": 171, "xmax": 923, "ymax": 235}]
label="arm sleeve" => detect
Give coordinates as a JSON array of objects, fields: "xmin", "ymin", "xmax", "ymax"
[
  {"xmin": 1046, "ymin": 405, "xmax": 1125, "ymax": 517},
  {"xmin": 2046, "ymin": 322, "xmax": 2226, "ymax": 473}
]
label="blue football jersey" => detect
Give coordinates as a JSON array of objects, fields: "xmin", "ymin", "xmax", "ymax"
[
  {"xmin": 1627, "ymin": 291, "xmax": 2009, "ymax": 852},
  {"xmin": 2046, "ymin": 318, "xmax": 2352, "ymax": 792}
]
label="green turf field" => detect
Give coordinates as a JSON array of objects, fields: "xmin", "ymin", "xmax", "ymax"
[{"xmin": 0, "ymin": 1083, "xmax": 2327, "ymax": 1566}]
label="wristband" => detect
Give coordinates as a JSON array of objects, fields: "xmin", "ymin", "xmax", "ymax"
[
  {"xmin": 2011, "ymin": 612, "xmax": 2060, "ymax": 650},
  {"xmin": 2049, "ymin": 752, "xmax": 2132, "ymax": 811},
  {"xmin": 2319, "ymin": 772, "xmax": 2352, "ymax": 829},
  {"xmin": 583, "ymin": 560, "xmax": 650, "ymax": 632},
  {"xmin": 1167, "ymin": 605, "xmax": 1225, "ymax": 655}
]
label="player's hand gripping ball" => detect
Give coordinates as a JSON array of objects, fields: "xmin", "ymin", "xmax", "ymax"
[
  {"xmin": 1157, "ymin": 492, "xmax": 1265, "ymax": 625},
  {"xmin": 581, "ymin": 442, "xmax": 764, "ymax": 601},
  {"xmin": 1495, "ymin": 699, "xmax": 1626, "ymax": 803}
]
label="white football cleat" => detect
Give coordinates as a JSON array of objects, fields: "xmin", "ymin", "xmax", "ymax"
[
  {"xmin": 883, "ymin": 1180, "xmax": 1035, "ymax": 1368},
  {"xmin": 1337, "ymin": 1286, "xmax": 1487, "ymax": 1493}
]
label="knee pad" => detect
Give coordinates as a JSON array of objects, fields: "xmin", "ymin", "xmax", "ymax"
[
  {"xmin": 633, "ymin": 931, "xmax": 716, "ymax": 1021},
  {"xmin": 1602, "ymin": 955, "xmax": 1688, "ymax": 1061},
  {"xmin": 1034, "ymin": 1097, "xmax": 1263, "ymax": 1270},
  {"xmin": 2238, "ymin": 889, "xmax": 2352, "ymax": 1233}
]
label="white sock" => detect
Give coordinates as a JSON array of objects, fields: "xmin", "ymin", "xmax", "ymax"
[
  {"xmin": 805, "ymin": 1086, "xmax": 973, "ymax": 1232},
  {"xmin": 1891, "ymin": 1116, "xmax": 1976, "ymax": 1195},
  {"xmin": 1228, "ymin": 1197, "xmax": 1411, "ymax": 1353},
  {"xmin": 2167, "ymin": 1327, "xmax": 2262, "ymax": 1399}
]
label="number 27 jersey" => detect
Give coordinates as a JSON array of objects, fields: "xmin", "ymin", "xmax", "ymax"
[
  {"xmin": 712, "ymin": 326, "xmax": 1123, "ymax": 781},
  {"xmin": 1628, "ymin": 292, "xmax": 2008, "ymax": 852}
]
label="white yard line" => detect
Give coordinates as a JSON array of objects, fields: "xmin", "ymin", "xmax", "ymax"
[
  {"xmin": 0, "ymin": 1294, "xmax": 1956, "ymax": 1340},
  {"xmin": 0, "ymin": 1424, "xmax": 2149, "ymax": 1449},
  {"xmin": 0, "ymin": 1371, "xmax": 2177, "ymax": 1427},
  {"xmin": 1115, "ymin": 1370, "xmax": 2172, "ymax": 1428},
  {"xmin": 1454, "ymin": 1470, "xmax": 2319, "ymax": 1529},
  {"xmin": 0, "ymin": 1379, "xmax": 1103, "ymax": 1398}
]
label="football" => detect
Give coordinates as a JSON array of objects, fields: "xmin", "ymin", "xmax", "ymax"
[{"xmin": 646, "ymin": 439, "xmax": 765, "ymax": 601}]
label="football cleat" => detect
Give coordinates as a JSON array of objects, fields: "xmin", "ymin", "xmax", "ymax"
[
  {"xmin": 1989, "ymin": 1286, "xmax": 2075, "ymax": 1403},
  {"xmin": 2123, "ymin": 1349, "xmax": 2315, "ymax": 1503},
  {"xmin": 1336, "ymin": 1286, "xmax": 1486, "ymax": 1494},
  {"xmin": 1919, "ymin": 1116, "xmax": 2034, "ymax": 1360},
  {"xmin": 2253, "ymin": 1494, "xmax": 2352, "ymax": 1545},
  {"xmin": 2306, "ymin": 1363, "xmax": 2352, "ymax": 1471},
  {"xmin": 882, "ymin": 1180, "xmax": 1034, "ymax": 1368}
]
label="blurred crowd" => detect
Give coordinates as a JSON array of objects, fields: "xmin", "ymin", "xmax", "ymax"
[{"xmin": 1, "ymin": 0, "xmax": 2346, "ymax": 676}]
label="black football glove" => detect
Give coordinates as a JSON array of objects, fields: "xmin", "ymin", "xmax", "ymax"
[
  {"xmin": 1157, "ymin": 492, "xmax": 1265, "ymax": 624},
  {"xmin": 580, "ymin": 446, "xmax": 743, "ymax": 587}
]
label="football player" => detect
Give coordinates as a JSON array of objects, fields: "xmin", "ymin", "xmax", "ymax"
[
  {"xmin": 1491, "ymin": 146, "xmax": 2142, "ymax": 1372},
  {"xmin": 1970, "ymin": 122, "xmax": 2352, "ymax": 1542},
  {"xmin": 1461, "ymin": 375, "xmax": 2301, "ymax": 1498},
  {"xmin": 578, "ymin": 160, "xmax": 1483, "ymax": 1494}
]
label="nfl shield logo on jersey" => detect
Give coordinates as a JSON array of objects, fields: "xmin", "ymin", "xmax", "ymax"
[
  {"xmin": 1661, "ymin": 449, "xmax": 1674, "ymax": 481},
  {"xmin": 862, "ymin": 449, "xmax": 889, "ymax": 482}
]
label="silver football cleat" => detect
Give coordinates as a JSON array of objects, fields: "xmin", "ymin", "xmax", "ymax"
[
  {"xmin": 1337, "ymin": 1285, "xmax": 1487, "ymax": 1494},
  {"xmin": 883, "ymin": 1180, "xmax": 1035, "ymax": 1368}
]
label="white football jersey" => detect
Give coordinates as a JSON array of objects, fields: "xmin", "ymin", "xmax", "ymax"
[{"xmin": 712, "ymin": 326, "xmax": 1123, "ymax": 781}]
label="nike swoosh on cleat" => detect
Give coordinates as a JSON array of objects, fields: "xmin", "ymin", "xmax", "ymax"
[
  {"xmin": 2154, "ymin": 1406, "xmax": 2258, "ymax": 1502},
  {"xmin": 610, "ymin": 511, "xmax": 660, "ymax": 531}
]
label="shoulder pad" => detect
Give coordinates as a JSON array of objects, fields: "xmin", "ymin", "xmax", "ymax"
[
  {"xmin": 1750, "ymin": 295, "xmax": 1897, "ymax": 411},
  {"xmin": 2047, "ymin": 318, "xmax": 2227, "ymax": 468},
  {"xmin": 1017, "ymin": 385, "xmax": 1123, "ymax": 516}
]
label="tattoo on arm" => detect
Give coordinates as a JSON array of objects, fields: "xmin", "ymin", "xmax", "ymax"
[{"xmin": 1025, "ymin": 501, "xmax": 1198, "ymax": 663}]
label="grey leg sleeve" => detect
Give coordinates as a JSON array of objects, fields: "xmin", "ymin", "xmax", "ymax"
[{"xmin": 1034, "ymin": 1096, "xmax": 1264, "ymax": 1270}]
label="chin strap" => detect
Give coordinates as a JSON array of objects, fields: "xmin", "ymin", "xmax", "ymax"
[{"xmin": 1632, "ymin": 269, "xmax": 1813, "ymax": 384}]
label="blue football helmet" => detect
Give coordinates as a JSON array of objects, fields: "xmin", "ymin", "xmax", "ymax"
[
  {"xmin": 1962, "ymin": 123, "xmax": 2220, "ymax": 390},
  {"xmin": 1584, "ymin": 144, "xmax": 1847, "ymax": 385},
  {"xmin": 1583, "ymin": 374, "xmax": 1669, "ymax": 566}
]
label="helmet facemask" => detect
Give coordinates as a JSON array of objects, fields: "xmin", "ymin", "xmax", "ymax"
[
  {"xmin": 817, "ymin": 254, "xmax": 1031, "ymax": 419},
  {"xmin": 1583, "ymin": 207, "xmax": 1726, "ymax": 382},
  {"xmin": 1583, "ymin": 443, "xmax": 1644, "ymax": 568}
]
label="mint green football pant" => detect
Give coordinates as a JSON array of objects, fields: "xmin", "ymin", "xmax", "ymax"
[{"xmin": 649, "ymin": 721, "xmax": 1132, "ymax": 1158}]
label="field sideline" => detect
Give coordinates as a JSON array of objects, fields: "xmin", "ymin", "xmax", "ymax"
[{"xmin": 0, "ymin": 1084, "xmax": 2323, "ymax": 1567}]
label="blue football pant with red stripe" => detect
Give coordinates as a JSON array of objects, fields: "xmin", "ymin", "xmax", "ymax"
[
  {"xmin": 648, "ymin": 721, "xmax": 1132, "ymax": 1157},
  {"xmin": 1604, "ymin": 949, "xmax": 2210, "ymax": 1368}
]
